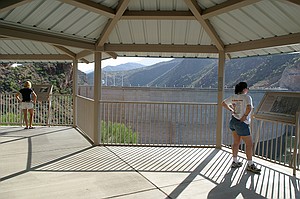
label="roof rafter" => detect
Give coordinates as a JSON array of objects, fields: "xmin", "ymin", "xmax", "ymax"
[
  {"xmin": 0, "ymin": 0, "xmax": 33, "ymax": 13},
  {"xmin": 58, "ymin": 0, "xmax": 115, "ymax": 18},
  {"xmin": 79, "ymin": 58, "xmax": 89, "ymax": 64},
  {"xmin": 225, "ymin": 32, "xmax": 300, "ymax": 52},
  {"xmin": 76, "ymin": 50, "xmax": 93, "ymax": 60},
  {"xmin": 53, "ymin": 45, "xmax": 76, "ymax": 58},
  {"xmin": 202, "ymin": 0, "xmax": 262, "ymax": 19},
  {"xmin": 0, "ymin": 22, "xmax": 95, "ymax": 50},
  {"xmin": 122, "ymin": 11, "xmax": 195, "ymax": 20},
  {"xmin": 286, "ymin": 0, "xmax": 300, "ymax": 6},
  {"xmin": 103, "ymin": 44, "xmax": 218, "ymax": 54},
  {"xmin": 105, "ymin": 52, "xmax": 118, "ymax": 59},
  {"xmin": 0, "ymin": 54, "xmax": 73, "ymax": 60},
  {"xmin": 53, "ymin": 45, "xmax": 91, "ymax": 63},
  {"xmin": 96, "ymin": 0, "xmax": 130, "ymax": 47},
  {"xmin": 184, "ymin": 0, "xmax": 224, "ymax": 51}
]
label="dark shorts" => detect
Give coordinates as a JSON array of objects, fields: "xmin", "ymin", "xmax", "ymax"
[{"xmin": 229, "ymin": 116, "xmax": 250, "ymax": 136}]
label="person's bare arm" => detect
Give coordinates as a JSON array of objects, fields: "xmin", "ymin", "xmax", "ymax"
[
  {"xmin": 16, "ymin": 92, "xmax": 21, "ymax": 102},
  {"xmin": 32, "ymin": 91, "xmax": 37, "ymax": 103},
  {"xmin": 240, "ymin": 104, "xmax": 252, "ymax": 122},
  {"xmin": 222, "ymin": 101, "xmax": 234, "ymax": 112}
]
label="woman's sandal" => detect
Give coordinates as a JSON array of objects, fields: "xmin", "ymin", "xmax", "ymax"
[{"xmin": 29, "ymin": 127, "xmax": 35, "ymax": 129}]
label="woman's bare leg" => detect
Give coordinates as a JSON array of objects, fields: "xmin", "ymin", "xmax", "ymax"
[
  {"xmin": 232, "ymin": 131, "xmax": 241, "ymax": 158},
  {"xmin": 23, "ymin": 109, "xmax": 28, "ymax": 128},
  {"xmin": 241, "ymin": 135, "xmax": 253, "ymax": 161},
  {"xmin": 29, "ymin": 108, "xmax": 34, "ymax": 127}
]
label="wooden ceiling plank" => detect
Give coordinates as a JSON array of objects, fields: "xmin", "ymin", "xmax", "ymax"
[
  {"xmin": 96, "ymin": 0, "xmax": 130, "ymax": 47},
  {"xmin": 184, "ymin": 0, "xmax": 224, "ymax": 51}
]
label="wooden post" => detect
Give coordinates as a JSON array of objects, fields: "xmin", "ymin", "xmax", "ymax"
[
  {"xmin": 216, "ymin": 51, "xmax": 225, "ymax": 148},
  {"xmin": 93, "ymin": 52, "xmax": 102, "ymax": 145},
  {"xmin": 72, "ymin": 59, "xmax": 78, "ymax": 128}
]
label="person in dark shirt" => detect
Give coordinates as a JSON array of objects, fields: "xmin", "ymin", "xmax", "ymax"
[{"xmin": 16, "ymin": 81, "xmax": 37, "ymax": 129}]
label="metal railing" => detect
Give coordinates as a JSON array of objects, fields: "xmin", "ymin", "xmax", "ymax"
[
  {"xmin": 1, "ymin": 93, "xmax": 299, "ymax": 172},
  {"xmin": 222, "ymin": 111, "xmax": 300, "ymax": 171},
  {"xmin": 0, "ymin": 94, "xmax": 73, "ymax": 126},
  {"xmin": 252, "ymin": 117, "xmax": 300, "ymax": 171},
  {"xmin": 99, "ymin": 100, "xmax": 218, "ymax": 147},
  {"xmin": 76, "ymin": 95, "xmax": 94, "ymax": 140}
]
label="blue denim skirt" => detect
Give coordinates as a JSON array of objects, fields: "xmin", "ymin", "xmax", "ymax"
[{"xmin": 229, "ymin": 116, "xmax": 250, "ymax": 136}]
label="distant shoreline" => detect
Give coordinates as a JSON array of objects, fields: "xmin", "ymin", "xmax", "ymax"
[{"xmin": 96, "ymin": 85, "xmax": 291, "ymax": 92}]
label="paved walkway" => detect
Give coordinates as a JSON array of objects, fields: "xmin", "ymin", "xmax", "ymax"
[{"xmin": 1, "ymin": 126, "xmax": 300, "ymax": 199}]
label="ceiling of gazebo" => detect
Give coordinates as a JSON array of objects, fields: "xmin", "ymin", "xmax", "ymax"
[{"xmin": 1, "ymin": 0, "xmax": 300, "ymax": 63}]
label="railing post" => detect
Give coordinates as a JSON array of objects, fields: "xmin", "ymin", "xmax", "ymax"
[
  {"xmin": 216, "ymin": 51, "xmax": 225, "ymax": 148},
  {"xmin": 93, "ymin": 52, "xmax": 102, "ymax": 145},
  {"xmin": 293, "ymin": 112, "xmax": 300, "ymax": 176},
  {"xmin": 73, "ymin": 59, "xmax": 78, "ymax": 128},
  {"xmin": 253, "ymin": 118, "xmax": 263, "ymax": 155}
]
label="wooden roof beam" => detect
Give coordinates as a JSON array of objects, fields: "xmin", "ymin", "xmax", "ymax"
[
  {"xmin": 58, "ymin": 0, "xmax": 115, "ymax": 18},
  {"xmin": 53, "ymin": 45, "xmax": 91, "ymax": 63},
  {"xmin": 286, "ymin": 0, "xmax": 300, "ymax": 6},
  {"xmin": 105, "ymin": 52, "xmax": 118, "ymax": 59},
  {"xmin": 103, "ymin": 44, "xmax": 218, "ymax": 54},
  {"xmin": 80, "ymin": 58, "xmax": 89, "ymax": 64},
  {"xmin": 76, "ymin": 50, "xmax": 93, "ymax": 60},
  {"xmin": 225, "ymin": 33, "xmax": 300, "ymax": 52},
  {"xmin": 0, "ymin": 54, "xmax": 72, "ymax": 60},
  {"xmin": 96, "ymin": 0, "xmax": 130, "ymax": 47},
  {"xmin": 202, "ymin": 0, "xmax": 262, "ymax": 19},
  {"xmin": 122, "ymin": 11, "xmax": 195, "ymax": 20},
  {"xmin": 53, "ymin": 45, "xmax": 76, "ymax": 59},
  {"xmin": 184, "ymin": 0, "xmax": 224, "ymax": 51},
  {"xmin": 0, "ymin": 22, "xmax": 95, "ymax": 50},
  {"xmin": 0, "ymin": 0, "xmax": 33, "ymax": 13}
]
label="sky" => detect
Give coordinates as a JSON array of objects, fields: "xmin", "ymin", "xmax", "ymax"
[{"xmin": 78, "ymin": 57, "xmax": 173, "ymax": 73}]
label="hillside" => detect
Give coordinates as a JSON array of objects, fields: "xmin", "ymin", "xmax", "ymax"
[
  {"xmin": 0, "ymin": 63, "xmax": 87, "ymax": 94},
  {"xmin": 104, "ymin": 62, "xmax": 145, "ymax": 72},
  {"xmin": 1, "ymin": 53, "xmax": 299, "ymax": 94},
  {"xmin": 101, "ymin": 53, "xmax": 300, "ymax": 91}
]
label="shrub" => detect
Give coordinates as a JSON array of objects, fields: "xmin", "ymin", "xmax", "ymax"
[{"xmin": 101, "ymin": 121, "xmax": 137, "ymax": 144}]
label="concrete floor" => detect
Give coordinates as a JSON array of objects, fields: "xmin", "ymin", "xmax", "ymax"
[{"xmin": 1, "ymin": 126, "xmax": 300, "ymax": 199}]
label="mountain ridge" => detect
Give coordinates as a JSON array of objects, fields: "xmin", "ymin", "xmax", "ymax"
[
  {"xmin": 99, "ymin": 53, "xmax": 300, "ymax": 91},
  {"xmin": 1, "ymin": 53, "xmax": 299, "ymax": 93}
]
